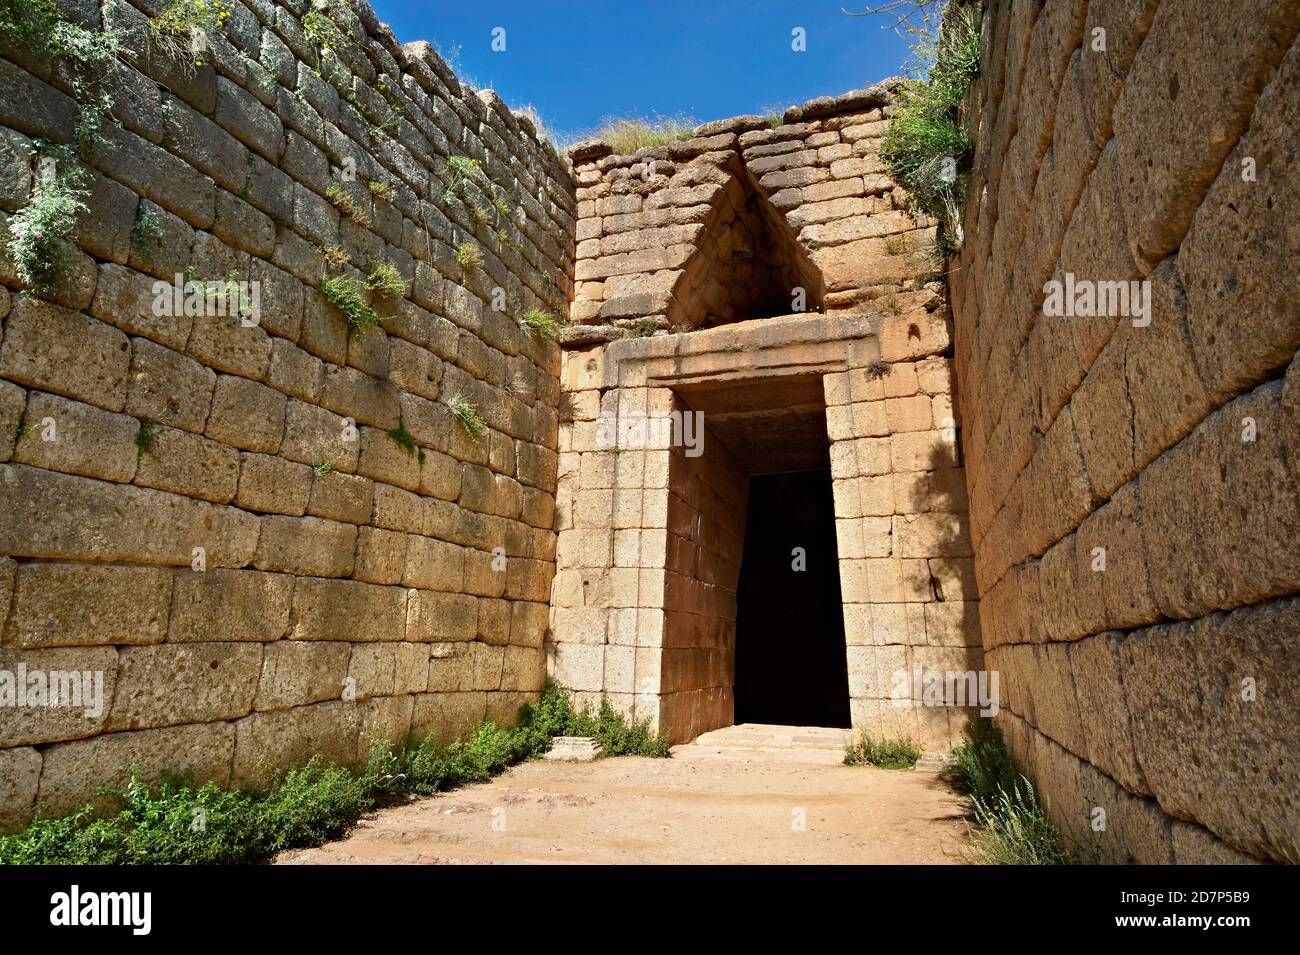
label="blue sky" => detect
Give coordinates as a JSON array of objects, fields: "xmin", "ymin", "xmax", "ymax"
[{"xmin": 373, "ymin": 0, "xmax": 913, "ymax": 139}]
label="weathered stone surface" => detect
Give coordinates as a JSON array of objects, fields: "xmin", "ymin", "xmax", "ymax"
[
  {"xmin": 0, "ymin": 747, "xmax": 41, "ymax": 834},
  {"xmin": 13, "ymin": 391, "xmax": 138, "ymax": 482},
  {"xmin": 107, "ymin": 642, "xmax": 262, "ymax": 731},
  {"xmin": 0, "ymin": 298, "xmax": 130, "ymax": 411},
  {"xmin": 0, "ymin": 646, "xmax": 118, "ymax": 746},
  {"xmin": 291, "ymin": 577, "xmax": 408, "ymax": 642},
  {"xmin": 4, "ymin": 562, "xmax": 171, "ymax": 648},
  {"xmin": 232, "ymin": 701, "xmax": 361, "ymax": 785},
  {"xmin": 255, "ymin": 641, "xmax": 350, "ymax": 711}
]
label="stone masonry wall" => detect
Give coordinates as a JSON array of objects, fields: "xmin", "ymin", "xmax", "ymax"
[
  {"xmin": 952, "ymin": 0, "xmax": 1299, "ymax": 863},
  {"xmin": 0, "ymin": 0, "xmax": 573, "ymax": 832},
  {"xmin": 553, "ymin": 85, "xmax": 981, "ymax": 748}
]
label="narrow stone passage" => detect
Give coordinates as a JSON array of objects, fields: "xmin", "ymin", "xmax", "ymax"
[{"xmin": 279, "ymin": 727, "xmax": 971, "ymax": 865}]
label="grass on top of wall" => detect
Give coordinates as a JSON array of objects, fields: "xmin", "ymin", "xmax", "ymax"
[
  {"xmin": 878, "ymin": 0, "xmax": 982, "ymax": 239},
  {"xmin": 585, "ymin": 114, "xmax": 696, "ymax": 155},
  {"xmin": 0, "ymin": 683, "xmax": 668, "ymax": 865},
  {"xmin": 945, "ymin": 719, "xmax": 1072, "ymax": 865}
]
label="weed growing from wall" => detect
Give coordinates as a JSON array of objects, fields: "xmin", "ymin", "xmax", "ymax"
[
  {"xmin": 365, "ymin": 261, "xmax": 406, "ymax": 299},
  {"xmin": 875, "ymin": 0, "xmax": 981, "ymax": 247},
  {"xmin": 520, "ymin": 306, "xmax": 561, "ymax": 340},
  {"xmin": 385, "ymin": 420, "xmax": 424, "ymax": 463},
  {"xmin": 455, "ymin": 241, "xmax": 483, "ymax": 275},
  {"xmin": 4, "ymin": 145, "xmax": 88, "ymax": 290},
  {"xmin": 319, "ymin": 272, "xmax": 377, "ymax": 338},
  {"xmin": 945, "ymin": 719, "xmax": 1072, "ymax": 864},
  {"xmin": 584, "ymin": 114, "xmax": 696, "ymax": 154},
  {"xmin": 445, "ymin": 392, "xmax": 485, "ymax": 443},
  {"xmin": 325, "ymin": 184, "xmax": 371, "ymax": 228},
  {"xmin": 149, "ymin": 0, "xmax": 234, "ymax": 72}
]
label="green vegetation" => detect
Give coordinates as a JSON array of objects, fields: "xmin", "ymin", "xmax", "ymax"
[
  {"xmin": 0, "ymin": 683, "xmax": 668, "ymax": 865},
  {"xmin": 385, "ymin": 421, "xmax": 425, "ymax": 463},
  {"xmin": 586, "ymin": 114, "xmax": 696, "ymax": 154},
  {"xmin": 883, "ymin": 233, "xmax": 912, "ymax": 256},
  {"xmin": 520, "ymin": 306, "xmax": 561, "ymax": 340},
  {"xmin": 945, "ymin": 719, "xmax": 1071, "ymax": 865},
  {"xmin": 4, "ymin": 146, "xmax": 88, "ymax": 290},
  {"xmin": 148, "ymin": 0, "xmax": 234, "ymax": 72},
  {"xmin": 0, "ymin": 0, "xmax": 125, "ymax": 152},
  {"xmin": 319, "ymin": 272, "xmax": 377, "ymax": 338},
  {"xmin": 622, "ymin": 318, "xmax": 659, "ymax": 339},
  {"xmin": 439, "ymin": 154, "xmax": 485, "ymax": 207},
  {"xmin": 844, "ymin": 733, "xmax": 921, "ymax": 769},
  {"xmin": 445, "ymin": 392, "xmax": 485, "ymax": 443},
  {"xmin": 133, "ymin": 422, "xmax": 156, "ymax": 459},
  {"xmin": 313, "ymin": 461, "xmax": 335, "ymax": 477},
  {"xmin": 132, "ymin": 202, "xmax": 163, "ymax": 255},
  {"xmin": 455, "ymin": 241, "xmax": 483, "ymax": 274},
  {"xmin": 325, "ymin": 183, "xmax": 371, "ymax": 228},
  {"xmin": 317, "ymin": 243, "xmax": 350, "ymax": 272},
  {"xmin": 877, "ymin": 0, "xmax": 981, "ymax": 247},
  {"xmin": 365, "ymin": 261, "xmax": 407, "ymax": 299},
  {"xmin": 367, "ymin": 179, "xmax": 395, "ymax": 201}
]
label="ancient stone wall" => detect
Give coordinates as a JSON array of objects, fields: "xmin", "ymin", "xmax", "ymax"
[
  {"xmin": 952, "ymin": 0, "xmax": 1299, "ymax": 863},
  {"xmin": 0, "ymin": 0, "xmax": 572, "ymax": 831}
]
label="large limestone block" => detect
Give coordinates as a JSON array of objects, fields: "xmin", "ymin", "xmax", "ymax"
[
  {"xmin": 37, "ymin": 722, "xmax": 235, "ymax": 818},
  {"xmin": 0, "ymin": 465, "xmax": 258, "ymax": 566},
  {"xmin": 0, "ymin": 297, "xmax": 130, "ymax": 411},
  {"xmin": 1138, "ymin": 381, "xmax": 1299, "ymax": 618},
  {"xmin": 13, "ymin": 391, "xmax": 139, "ymax": 482},
  {"xmin": 291, "ymin": 578, "xmax": 407, "ymax": 642},
  {"xmin": 169, "ymin": 568, "xmax": 293, "ymax": 642},
  {"xmin": 0, "ymin": 645, "xmax": 118, "ymax": 746},
  {"xmin": 107, "ymin": 642, "xmax": 262, "ymax": 730},
  {"xmin": 1069, "ymin": 631, "xmax": 1147, "ymax": 796},
  {"xmin": 0, "ymin": 747, "xmax": 40, "ymax": 834},
  {"xmin": 4, "ymin": 562, "xmax": 170, "ymax": 648},
  {"xmin": 254, "ymin": 640, "xmax": 349, "ymax": 711},
  {"xmin": 405, "ymin": 590, "xmax": 477, "ymax": 642},
  {"xmin": 232, "ymin": 701, "xmax": 361, "ymax": 785},
  {"xmin": 1119, "ymin": 598, "xmax": 1300, "ymax": 863},
  {"xmin": 409, "ymin": 691, "xmax": 487, "ymax": 744},
  {"xmin": 255, "ymin": 515, "xmax": 358, "ymax": 577}
]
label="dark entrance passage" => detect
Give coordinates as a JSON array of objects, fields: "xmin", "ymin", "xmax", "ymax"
[{"xmin": 734, "ymin": 470, "xmax": 851, "ymax": 728}]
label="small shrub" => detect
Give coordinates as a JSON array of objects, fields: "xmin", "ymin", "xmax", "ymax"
[
  {"xmin": 149, "ymin": 0, "xmax": 234, "ymax": 72},
  {"xmin": 864, "ymin": 357, "xmax": 892, "ymax": 380},
  {"xmin": 445, "ymin": 392, "xmax": 485, "ymax": 443},
  {"xmin": 365, "ymin": 261, "xmax": 407, "ymax": 299},
  {"xmin": 455, "ymin": 241, "xmax": 483, "ymax": 274},
  {"xmin": 319, "ymin": 272, "xmax": 377, "ymax": 338},
  {"xmin": 5, "ymin": 150, "xmax": 88, "ymax": 289},
  {"xmin": 622, "ymin": 318, "xmax": 659, "ymax": 339},
  {"xmin": 883, "ymin": 233, "xmax": 912, "ymax": 256},
  {"xmin": 318, "ymin": 243, "xmax": 350, "ymax": 272},
  {"xmin": 946, "ymin": 719, "xmax": 1071, "ymax": 865},
  {"xmin": 325, "ymin": 183, "xmax": 371, "ymax": 227},
  {"xmin": 520, "ymin": 306, "xmax": 561, "ymax": 340},
  {"xmin": 844, "ymin": 733, "xmax": 921, "ymax": 769},
  {"xmin": 132, "ymin": 202, "xmax": 163, "ymax": 253},
  {"xmin": 586, "ymin": 114, "xmax": 696, "ymax": 154}
]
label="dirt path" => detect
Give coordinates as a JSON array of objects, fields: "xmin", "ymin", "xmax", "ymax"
[{"xmin": 279, "ymin": 725, "xmax": 973, "ymax": 865}]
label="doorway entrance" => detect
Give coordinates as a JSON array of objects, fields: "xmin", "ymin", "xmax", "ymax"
[{"xmin": 734, "ymin": 470, "xmax": 851, "ymax": 727}]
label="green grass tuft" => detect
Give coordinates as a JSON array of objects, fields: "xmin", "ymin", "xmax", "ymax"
[
  {"xmin": 585, "ymin": 114, "xmax": 696, "ymax": 154},
  {"xmin": 365, "ymin": 261, "xmax": 407, "ymax": 299},
  {"xmin": 445, "ymin": 392, "xmax": 485, "ymax": 443},
  {"xmin": 319, "ymin": 272, "xmax": 377, "ymax": 338},
  {"xmin": 455, "ymin": 241, "xmax": 483, "ymax": 274},
  {"xmin": 945, "ymin": 719, "xmax": 1072, "ymax": 864},
  {"xmin": 844, "ymin": 732, "xmax": 921, "ymax": 769},
  {"xmin": 520, "ymin": 306, "xmax": 561, "ymax": 340},
  {"xmin": 133, "ymin": 421, "xmax": 156, "ymax": 459}
]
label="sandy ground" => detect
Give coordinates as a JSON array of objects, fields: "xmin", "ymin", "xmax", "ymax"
[{"xmin": 278, "ymin": 725, "xmax": 974, "ymax": 865}]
